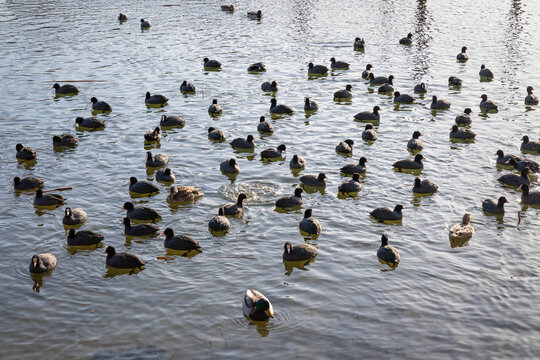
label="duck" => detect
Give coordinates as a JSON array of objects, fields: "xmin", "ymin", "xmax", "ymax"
[
  {"xmin": 167, "ymin": 185, "xmax": 203, "ymax": 203},
  {"xmin": 393, "ymin": 91, "xmax": 415, "ymax": 103},
  {"xmin": 208, "ymin": 127, "xmax": 226, "ymax": 142},
  {"xmin": 370, "ymin": 204, "xmax": 404, "ymax": 222},
  {"xmin": 103, "ymin": 246, "xmax": 144, "ymax": 269},
  {"xmin": 53, "ymin": 83, "xmax": 78, "ymax": 95},
  {"xmin": 399, "ymin": 33, "xmax": 413, "ymax": 45},
  {"xmin": 222, "ymin": 193, "xmax": 248, "ymax": 217},
  {"xmin": 75, "ymin": 116, "xmax": 105, "ymax": 129},
  {"xmin": 497, "ymin": 167, "xmax": 531, "ymax": 187},
  {"xmin": 450, "ymin": 125, "xmax": 476, "ymax": 140},
  {"xmin": 449, "ymin": 213, "xmax": 474, "ymax": 241},
  {"xmin": 261, "ymin": 144, "xmax": 286, "ymax": 160},
  {"xmin": 518, "ymin": 184, "xmax": 540, "ymax": 205},
  {"xmin": 289, "ymin": 155, "xmax": 306, "ymax": 170},
  {"xmin": 208, "ymin": 207, "xmax": 231, "ymax": 235},
  {"xmin": 230, "ymin": 135, "xmax": 256, "ymax": 150},
  {"xmin": 333, "ymin": 84, "xmax": 353, "ymax": 100},
  {"xmin": 221, "ymin": 4, "xmax": 234, "ymax": 12},
  {"xmin": 412, "ymin": 177, "xmax": 438, "ymax": 194},
  {"xmin": 29, "ymin": 253, "xmax": 57, "ymax": 274},
  {"xmin": 242, "ymin": 289, "xmax": 274, "ymax": 321},
  {"xmin": 122, "ymin": 201, "xmax": 161, "ymax": 222},
  {"xmin": 270, "ymin": 98, "xmax": 293, "ymax": 114},
  {"xmin": 479, "ymin": 94, "xmax": 498, "ymax": 111},
  {"xmin": 53, "ymin": 134, "xmax": 78, "ymax": 147},
  {"xmin": 354, "ymin": 37, "xmax": 365, "ymax": 51},
  {"xmin": 341, "ymin": 157, "xmax": 368, "ymax": 175},
  {"xmin": 145, "ymin": 92, "xmax": 168, "ymax": 106},
  {"xmin": 525, "ymin": 86, "xmax": 538, "ymax": 105},
  {"xmin": 495, "ymin": 150, "xmax": 522, "ymax": 166},
  {"xmin": 283, "ymin": 242, "xmax": 317, "ymax": 261},
  {"xmin": 354, "ymin": 106, "xmax": 380, "ymax": 122},
  {"xmin": 335, "ymin": 139, "xmax": 354, "ymax": 154},
  {"xmin": 368, "ymin": 73, "xmax": 391, "ymax": 85},
  {"xmin": 34, "ymin": 189, "xmax": 64, "ymax": 207},
  {"xmin": 257, "ymin": 116, "xmax": 274, "ymax": 134},
  {"xmin": 162, "ymin": 228, "xmax": 201, "ymax": 251},
  {"xmin": 144, "ymin": 127, "xmax": 161, "ymax": 143},
  {"xmin": 413, "ymin": 82, "xmax": 428, "ymax": 93},
  {"xmin": 247, "ymin": 10, "xmax": 262, "ymax": 19},
  {"xmin": 338, "ymin": 173, "xmax": 362, "ymax": 193},
  {"xmin": 220, "ymin": 158, "xmax": 240, "ymax": 174},
  {"xmin": 455, "ymin": 108, "xmax": 473, "ymax": 125},
  {"xmin": 160, "ymin": 114, "xmax": 185, "ymax": 127},
  {"xmin": 431, "ymin": 95, "xmax": 451, "ymax": 109},
  {"xmin": 330, "ymin": 57, "xmax": 350, "ymax": 70},
  {"xmin": 67, "ymin": 228, "xmax": 103, "ymax": 246},
  {"xmin": 479, "ymin": 64, "xmax": 494, "ymax": 78},
  {"xmin": 300, "ymin": 173, "xmax": 327, "ymax": 187},
  {"xmin": 308, "ymin": 62, "xmax": 328, "ymax": 75},
  {"xmin": 482, "ymin": 196, "xmax": 508, "ymax": 215},
  {"xmin": 275, "ymin": 188, "xmax": 304, "ymax": 208},
  {"xmin": 208, "ymin": 99, "xmax": 223, "ymax": 115},
  {"xmin": 146, "ymin": 151, "xmax": 168, "ymax": 168},
  {"xmin": 362, "ymin": 124, "xmax": 377, "ymax": 141},
  {"xmin": 448, "ymin": 76, "xmax": 462, "ymax": 86},
  {"xmin": 118, "ymin": 13, "xmax": 128, "ymax": 21},
  {"xmin": 261, "ymin": 81, "xmax": 278, "ymax": 92},
  {"xmin": 506, "ymin": 158, "xmax": 539, "ymax": 173},
  {"xmin": 521, "ymin": 136, "xmax": 540, "ymax": 153},
  {"xmin": 123, "ymin": 217, "xmax": 159, "ymax": 237},
  {"xmin": 407, "ymin": 131, "xmax": 423, "ymax": 152},
  {"xmin": 13, "ymin": 176, "xmax": 44, "ymax": 191},
  {"xmin": 155, "ymin": 168, "xmax": 175, "ymax": 182},
  {"xmin": 15, "ymin": 143, "xmax": 37, "ymax": 160},
  {"xmin": 377, "ymin": 235, "xmax": 400, "ymax": 265},
  {"xmin": 62, "ymin": 207, "xmax": 87, "ymax": 226},
  {"xmin": 377, "ymin": 75, "xmax": 394, "ymax": 93},
  {"xmin": 248, "ymin": 62, "xmax": 265, "ymax": 72},
  {"xmin": 361, "ymin": 64, "xmax": 373, "ymax": 79},
  {"xmin": 140, "ymin": 19, "xmax": 151, "ymax": 28},
  {"xmin": 456, "ymin": 46, "xmax": 468, "ymax": 61},
  {"xmin": 203, "ymin": 57, "xmax": 221, "ymax": 69},
  {"xmin": 393, "ymin": 154, "xmax": 424, "ymax": 171},
  {"xmin": 129, "ymin": 177, "xmax": 159, "ymax": 194},
  {"xmin": 179, "ymin": 80, "xmax": 196, "ymax": 93},
  {"xmin": 90, "ymin": 97, "xmax": 111, "ymax": 112},
  {"xmin": 299, "ymin": 209, "xmax": 322, "ymax": 236},
  {"xmin": 304, "ymin": 97, "xmax": 319, "ymax": 111}
]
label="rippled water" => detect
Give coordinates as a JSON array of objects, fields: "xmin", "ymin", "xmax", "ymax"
[{"xmin": 1, "ymin": 0, "xmax": 539, "ymax": 358}]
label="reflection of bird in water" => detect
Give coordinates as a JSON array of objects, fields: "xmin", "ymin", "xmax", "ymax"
[{"xmin": 242, "ymin": 289, "xmax": 274, "ymax": 321}]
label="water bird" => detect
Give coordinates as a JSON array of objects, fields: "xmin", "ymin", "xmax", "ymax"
[
  {"xmin": 300, "ymin": 173, "xmax": 327, "ymax": 187},
  {"xmin": 354, "ymin": 37, "xmax": 365, "ymax": 51},
  {"xmin": 67, "ymin": 229, "xmax": 103, "ymax": 246},
  {"xmin": 521, "ymin": 136, "xmax": 540, "ymax": 153},
  {"xmin": 299, "ymin": 209, "xmax": 322, "ymax": 236},
  {"xmin": 525, "ymin": 86, "xmax": 538, "ymax": 105},
  {"xmin": 247, "ymin": 10, "xmax": 262, "ymax": 19},
  {"xmin": 518, "ymin": 184, "xmax": 540, "ymax": 205},
  {"xmin": 377, "ymin": 235, "xmax": 400, "ymax": 266},
  {"xmin": 338, "ymin": 173, "xmax": 362, "ymax": 193},
  {"xmin": 456, "ymin": 46, "xmax": 468, "ymax": 61},
  {"xmin": 362, "ymin": 124, "xmax": 377, "ymax": 141},
  {"xmin": 63, "ymin": 207, "xmax": 87, "ymax": 226},
  {"xmin": 275, "ymin": 188, "xmax": 304, "ymax": 208},
  {"xmin": 75, "ymin": 117, "xmax": 104, "ymax": 129},
  {"xmin": 506, "ymin": 158, "xmax": 539, "ymax": 173},
  {"xmin": 162, "ymin": 228, "xmax": 201, "ymax": 251},
  {"xmin": 103, "ymin": 246, "xmax": 144, "ymax": 269},
  {"xmin": 449, "ymin": 213, "xmax": 474, "ymax": 241},
  {"xmin": 180, "ymin": 80, "xmax": 196, "ymax": 93},
  {"xmin": 370, "ymin": 205, "xmax": 404, "ymax": 222},
  {"xmin": 144, "ymin": 127, "xmax": 161, "ymax": 143},
  {"xmin": 414, "ymin": 83, "xmax": 428, "ymax": 93},
  {"xmin": 270, "ymin": 98, "xmax": 293, "ymax": 114},
  {"xmin": 34, "ymin": 189, "xmax": 64, "ymax": 207},
  {"xmin": 479, "ymin": 94, "xmax": 498, "ymax": 111},
  {"xmin": 208, "ymin": 127, "xmax": 226, "ymax": 142},
  {"xmin": 257, "ymin": 116, "xmax": 274, "ymax": 134},
  {"xmin": 431, "ymin": 95, "xmax": 451, "ymax": 109},
  {"xmin": 495, "ymin": 150, "xmax": 521, "ymax": 166},
  {"xmin": 29, "ymin": 253, "xmax": 57, "ymax": 273},
  {"xmin": 448, "ymin": 76, "xmax": 462, "ymax": 86},
  {"xmin": 330, "ymin": 57, "xmax": 350, "ymax": 69},
  {"xmin": 354, "ymin": 106, "xmax": 380, "ymax": 121},
  {"xmin": 479, "ymin": 64, "xmax": 494, "ymax": 79},
  {"xmin": 230, "ymin": 135, "xmax": 256, "ymax": 150},
  {"xmin": 203, "ymin": 57, "xmax": 221, "ymax": 69},
  {"xmin": 118, "ymin": 13, "xmax": 128, "ymax": 21},
  {"xmin": 497, "ymin": 167, "xmax": 531, "ymax": 187},
  {"xmin": 289, "ymin": 155, "xmax": 306, "ymax": 170},
  {"xmin": 208, "ymin": 207, "xmax": 231, "ymax": 235},
  {"xmin": 208, "ymin": 99, "xmax": 223, "ymax": 115},
  {"xmin": 261, "ymin": 81, "xmax": 278, "ymax": 92},
  {"xmin": 341, "ymin": 157, "xmax": 368, "ymax": 175},
  {"xmin": 15, "ymin": 143, "xmax": 36, "ymax": 160},
  {"xmin": 13, "ymin": 176, "xmax": 43, "ymax": 191},
  {"xmin": 167, "ymin": 186, "xmax": 203, "ymax": 203},
  {"xmin": 90, "ymin": 97, "xmax": 111, "ymax": 112},
  {"xmin": 160, "ymin": 114, "xmax": 185, "ymax": 127},
  {"xmin": 399, "ymin": 33, "xmax": 413, "ymax": 45},
  {"xmin": 242, "ymin": 289, "xmax": 274, "ymax": 321},
  {"xmin": 261, "ymin": 144, "xmax": 286, "ymax": 160},
  {"xmin": 53, "ymin": 83, "xmax": 78, "ymax": 95},
  {"xmin": 450, "ymin": 125, "xmax": 476, "ymax": 140},
  {"xmin": 336, "ymin": 139, "xmax": 354, "ymax": 154},
  {"xmin": 140, "ymin": 19, "xmax": 151, "ymax": 28},
  {"xmin": 407, "ymin": 131, "xmax": 423, "ymax": 152},
  {"xmin": 222, "ymin": 193, "xmax": 248, "ymax": 217},
  {"xmin": 248, "ymin": 62, "xmax": 265, "ymax": 72},
  {"xmin": 368, "ymin": 73, "xmax": 391, "ymax": 85},
  {"xmin": 482, "ymin": 196, "xmax": 508, "ymax": 215},
  {"xmin": 455, "ymin": 108, "xmax": 473, "ymax": 125},
  {"xmin": 412, "ymin": 177, "xmax": 438, "ymax": 194},
  {"xmin": 361, "ymin": 64, "xmax": 372, "ymax": 79},
  {"xmin": 304, "ymin": 97, "xmax": 319, "ymax": 111},
  {"xmin": 155, "ymin": 168, "xmax": 175, "ymax": 182},
  {"xmin": 378, "ymin": 76, "xmax": 394, "ymax": 93},
  {"xmin": 129, "ymin": 177, "xmax": 159, "ymax": 194},
  {"xmin": 283, "ymin": 242, "xmax": 317, "ymax": 261},
  {"xmin": 308, "ymin": 63, "xmax": 328, "ymax": 75},
  {"xmin": 333, "ymin": 84, "xmax": 352, "ymax": 100},
  {"xmin": 145, "ymin": 92, "xmax": 168, "ymax": 106},
  {"xmin": 220, "ymin": 158, "xmax": 240, "ymax": 174},
  {"xmin": 123, "ymin": 217, "xmax": 159, "ymax": 237},
  {"xmin": 393, "ymin": 91, "xmax": 414, "ymax": 103},
  {"xmin": 221, "ymin": 5, "xmax": 234, "ymax": 12},
  {"xmin": 122, "ymin": 201, "xmax": 161, "ymax": 223},
  {"xmin": 146, "ymin": 151, "xmax": 168, "ymax": 167},
  {"xmin": 393, "ymin": 154, "xmax": 424, "ymax": 171},
  {"xmin": 53, "ymin": 134, "xmax": 78, "ymax": 147}
]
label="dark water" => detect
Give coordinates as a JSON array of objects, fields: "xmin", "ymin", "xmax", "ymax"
[{"xmin": 1, "ymin": 0, "xmax": 539, "ymax": 358}]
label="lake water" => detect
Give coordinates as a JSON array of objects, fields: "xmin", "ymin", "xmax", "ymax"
[{"xmin": 1, "ymin": 0, "xmax": 539, "ymax": 358}]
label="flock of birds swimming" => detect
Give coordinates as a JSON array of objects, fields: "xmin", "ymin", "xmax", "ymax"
[{"xmin": 13, "ymin": 6, "xmax": 540, "ymax": 321}]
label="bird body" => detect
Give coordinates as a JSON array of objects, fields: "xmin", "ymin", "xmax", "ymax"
[
  {"xmin": 431, "ymin": 95, "xmax": 451, "ymax": 109},
  {"xmin": 300, "ymin": 173, "xmax": 327, "ymax": 187},
  {"xmin": 146, "ymin": 152, "xmax": 168, "ymax": 168},
  {"xmin": 455, "ymin": 108, "xmax": 473, "ymax": 125},
  {"xmin": 75, "ymin": 117, "xmax": 105, "ymax": 129},
  {"xmin": 412, "ymin": 177, "xmax": 438, "ymax": 194},
  {"xmin": 90, "ymin": 97, "xmax": 111, "ymax": 112},
  {"xmin": 289, "ymin": 155, "xmax": 306, "ymax": 170},
  {"xmin": 270, "ymin": 98, "xmax": 293, "ymax": 114},
  {"xmin": 63, "ymin": 207, "xmax": 87, "ymax": 226},
  {"xmin": 257, "ymin": 116, "xmax": 274, "ymax": 134},
  {"xmin": 144, "ymin": 127, "xmax": 161, "ymax": 143},
  {"xmin": 222, "ymin": 194, "xmax": 247, "ymax": 217},
  {"xmin": 67, "ymin": 229, "xmax": 103, "ymax": 246},
  {"xmin": 145, "ymin": 92, "xmax": 168, "ymax": 106},
  {"xmin": 355, "ymin": 106, "xmax": 380, "ymax": 122},
  {"xmin": 521, "ymin": 136, "xmax": 540, "ymax": 153},
  {"xmin": 123, "ymin": 217, "xmax": 159, "ymax": 237},
  {"xmin": 261, "ymin": 144, "xmax": 286, "ymax": 160},
  {"xmin": 160, "ymin": 115, "xmax": 185, "ymax": 127},
  {"xmin": 276, "ymin": 188, "xmax": 304, "ymax": 208},
  {"xmin": 261, "ymin": 81, "xmax": 278, "ymax": 92},
  {"xmin": 482, "ymin": 196, "xmax": 508, "ymax": 215},
  {"xmin": 53, "ymin": 134, "xmax": 78, "ymax": 147},
  {"xmin": 330, "ymin": 57, "xmax": 350, "ymax": 70},
  {"xmin": 208, "ymin": 207, "xmax": 231, "ymax": 235},
  {"xmin": 450, "ymin": 125, "xmax": 476, "ymax": 140},
  {"xmin": 167, "ymin": 186, "xmax": 203, "ymax": 203},
  {"xmin": 377, "ymin": 235, "xmax": 400, "ymax": 265},
  {"xmin": 242, "ymin": 289, "xmax": 274, "ymax": 321},
  {"xmin": 449, "ymin": 213, "xmax": 474, "ymax": 241},
  {"xmin": 163, "ymin": 228, "xmax": 200, "ymax": 250},
  {"xmin": 34, "ymin": 190, "xmax": 64, "ymax": 207},
  {"xmin": 13, "ymin": 176, "xmax": 44, "ymax": 191},
  {"xmin": 29, "ymin": 253, "xmax": 57, "ymax": 273},
  {"xmin": 180, "ymin": 81, "xmax": 196, "ymax": 93},
  {"xmin": 208, "ymin": 127, "xmax": 226, "ymax": 142},
  {"xmin": 525, "ymin": 86, "xmax": 538, "ymax": 105},
  {"xmin": 399, "ymin": 33, "xmax": 413, "ymax": 45},
  {"xmin": 338, "ymin": 173, "xmax": 362, "ymax": 193},
  {"xmin": 15, "ymin": 143, "xmax": 36, "ymax": 160},
  {"xmin": 129, "ymin": 177, "xmax": 159, "ymax": 194},
  {"xmin": 393, "ymin": 154, "xmax": 424, "ymax": 170},
  {"xmin": 456, "ymin": 46, "xmax": 468, "ymax": 61},
  {"xmin": 283, "ymin": 242, "xmax": 317, "ymax": 261},
  {"xmin": 362, "ymin": 124, "xmax": 377, "ymax": 141},
  {"xmin": 479, "ymin": 64, "xmax": 494, "ymax": 78},
  {"xmin": 299, "ymin": 209, "xmax": 322, "ymax": 236},
  {"xmin": 53, "ymin": 83, "xmax": 78, "ymax": 95},
  {"xmin": 519, "ymin": 184, "xmax": 540, "ymax": 205},
  {"xmin": 304, "ymin": 97, "xmax": 319, "ymax": 111},
  {"xmin": 407, "ymin": 131, "xmax": 423, "ymax": 151},
  {"xmin": 123, "ymin": 201, "xmax": 161, "ymax": 222},
  {"xmin": 333, "ymin": 84, "xmax": 353, "ymax": 100},
  {"xmin": 248, "ymin": 62, "xmax": 265, "ymax": 72},
  {"xmin": 155, "ymin": 168, "xmax": 175, "ymax": 182},
  {"xmin": 230, "ymin": 135, "xmax": 256, "ymax": 150},
  {"xmin": 308, "ymin": 62, "xmax": 328, "ymax": 75},
  {"xmin": 370, "ymin": 205, "xmax": 404, "ymax": 222},
  {"xmin": 104, "ymin": 246, "xmax": 144, "ymax": 268},
  {"xmin": 479, "ymin": 94, "xmax": 498, "ymax": 111},
  {"xmin": 203, "ymin": 57, "xmax": 221, "ymax": 69},
  {"xmin": 208, "ymin": 99, "xmax": 223, "ymax": 115},
  {"xmin": 341, "ymin": 157, "xmax": 368, "ymax": 175},
  {"xmin": 335, "ymin": 139, "xmax": 354, "ymax": 154},
  {"xmin": 394, "ymin": 91, "xmax": 414, "ymax": 103},
  {"xmin": 220, "ymin": 158, "xmax": 240, "ymax": 174}
]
